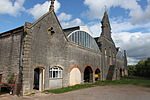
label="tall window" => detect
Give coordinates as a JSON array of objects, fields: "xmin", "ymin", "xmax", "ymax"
[
  {"xmin": 104, "ymin": 49, "xmax": 107, "ymax": 66},
  {"xmin": 49, "ymin": 66, "xmax": 63, "ymax": 79},
  {"xmin": 109, "ymin": 56, "xmax": 112, "ymax": 65}
]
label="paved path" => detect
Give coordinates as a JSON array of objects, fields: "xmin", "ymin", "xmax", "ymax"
[{"xmin": 1, "ymin": 85, "xmax": 150, "ymax": 100}]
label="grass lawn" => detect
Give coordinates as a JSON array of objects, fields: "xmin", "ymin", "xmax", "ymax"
[{"xmin": 43, "ymin": 78, "xmax": 150, "ymax": 94}]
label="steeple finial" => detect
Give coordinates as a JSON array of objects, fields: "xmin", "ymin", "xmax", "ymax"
[{"xmin": 49, "ymin": 0, "xmax": 55, "ymax": 11}]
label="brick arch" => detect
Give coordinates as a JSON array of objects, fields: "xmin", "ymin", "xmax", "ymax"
[
  {"xmin": 95, "ymin": 68, "xmax": 101, "ymax": 72},
  {"xmin": 82, "ymin": 64, "xmax": 94, "ymax": 72},
  {"xmin": 95, "ymin": 66, "xmax": 102, "ymax": 72},
  {"xmin": 68, "ymin": 65, "xmax": 81, "ymax": 72}
]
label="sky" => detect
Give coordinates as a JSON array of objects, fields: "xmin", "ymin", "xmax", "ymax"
[{"xmin": 0, "ymin": 0, "xmax": 150, "ymax": 65}]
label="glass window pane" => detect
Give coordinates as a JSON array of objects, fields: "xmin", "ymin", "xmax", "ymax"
[
  {"xmin": 49, "ymin": 66, "xmax": 63, "ymax": 79},
  {"xmin": 53, "ymin": 71, "xmax": 55, "ymax": 78},
  {"xmin": 68, "ymin": 30, "xmax": 100, "ymax": 52}
]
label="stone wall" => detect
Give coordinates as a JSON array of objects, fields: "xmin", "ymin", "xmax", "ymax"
[
  {"xmin": 0, "ymin": 10, "xmax": 127, "ymax": 95},
  {"xmin": 99, "ymin": 37, "xmax": 118, "ymax": 80},
  {"xmin": 22, "ymin": 11, "xmax": 102, "ymax": 94},
  {"xmin": 0, "ymin": 32, "xmax": 22, "ymax": 83}
]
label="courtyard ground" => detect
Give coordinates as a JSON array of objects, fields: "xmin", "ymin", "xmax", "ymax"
[{"xmin": 0, "ymin": 85, "xmax": 150, "ymax": 100}]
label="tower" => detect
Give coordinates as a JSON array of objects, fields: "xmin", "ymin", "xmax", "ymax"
[{"xmin": 101, "ymin": 11, "xmax": 112, "ymax": 40}]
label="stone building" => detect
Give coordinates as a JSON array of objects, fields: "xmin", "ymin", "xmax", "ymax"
[{"xmin": 0, "ymin": 0, "xmax": 127, "ymax": 95}]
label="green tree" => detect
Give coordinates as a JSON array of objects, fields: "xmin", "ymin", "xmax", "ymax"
[{"xmin": 128, "ymin": 57, "xmax": 150, "ymax": 78}]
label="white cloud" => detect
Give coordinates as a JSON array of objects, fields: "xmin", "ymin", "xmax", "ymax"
[
  {"xmin": 127, "ymin": 57, "xmax": 139, "ymax": 65},
  {"xmin": 88, "ymin": 18, "xmax": 150, "ymax": 65},
  {"xmin": 113, "ymin": 32, "xmax": 150, "ymax": 65},
  {"xmin": 58, "ymin": 12, "xmax": 72, "ymax": 21},
  {"xmin": 88, "ymin": 22, "xmax": 101, "ymax": 37},
  {"xmin": 61, "ymin": 18, "xmax": 83, "ymax": 28},
  {"xmin": 0, "ymin": 0, "xmax": 25, "ymax": 16},
  {"xmin": 28, "ymin": 0, "xmax": 61, "ymax": 19},
  {"xmin": 83, "ymin": 0, "xmax": 150, "ymax": 24},
  {"xmin": 28, "ymin": 0, "xmax": 82, "ymax": 29}
]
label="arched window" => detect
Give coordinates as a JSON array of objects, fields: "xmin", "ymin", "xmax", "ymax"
[
  {"xmin": 49, "ymin": 66, "xmax": 63, "ymax": 79},
  {"xmin": 68, "ymin": 30, "xmax": 100, "ymax": 51}
]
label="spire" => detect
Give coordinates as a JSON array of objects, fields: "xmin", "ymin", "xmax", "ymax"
[
  {"xmin": 101, "ymin": 11, "xmax": 110, "ymax": 29},
  {"xmin": 49, "ymin": 0, "xmax": 55, "ymax": 11},
  {"xmin": 101, "ymin": 11, "xmax": 111, "ymax": 38}
]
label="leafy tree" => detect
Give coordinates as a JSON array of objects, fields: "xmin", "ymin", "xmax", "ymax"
[{"xmin": 128, "ymin": 57, "xmax": 150, "ymax": 78}]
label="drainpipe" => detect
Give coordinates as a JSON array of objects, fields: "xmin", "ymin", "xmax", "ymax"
[{"xmin": 17, "ymin": 30, "xmax": 25, "ymax": 96}]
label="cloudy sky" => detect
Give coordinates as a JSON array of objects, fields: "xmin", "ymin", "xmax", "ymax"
[{"xmin": 0, "ymin": 0, "xmax": 150, "ymax": 65}]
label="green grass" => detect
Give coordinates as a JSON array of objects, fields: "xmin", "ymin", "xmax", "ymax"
[
  {"xmin": 94, "ymin": 78, "xmax": 150, "ymax": 87},
  {"xmin": 43, "ymin": 83, "xmax": 94, "ymax": 94},
  {"xmin": 43, "ymin": 78, "xmax": 150, "ymax": 94}
]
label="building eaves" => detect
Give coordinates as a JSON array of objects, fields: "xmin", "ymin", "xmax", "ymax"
[{"xmin": 0, "ymin": 26, "xmax": 24, "ymax": 38}]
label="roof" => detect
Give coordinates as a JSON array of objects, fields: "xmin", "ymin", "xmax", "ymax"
[
  {"xmin": 0, "ymin": 26, "xmax": 24, "ymax": 38},
  {"xmin": 63, "ymin": 26, "xmax": 80, "ymax": 36},
  {"xmin": 116, "ymin": 50, "xmax": 124, "ymax": 59},
  {"xmin": 94, "ymin": 37, "xmax": 99, "ymax": 42},
  {"xmin": 63, "ymin": 26, "xmax": 94, "ymax": 37}
]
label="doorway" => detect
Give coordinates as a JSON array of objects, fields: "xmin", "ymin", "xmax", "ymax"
[
  {"xmin": 69, "ymin": 68, "xmax": 81, "ymax": 86},
  {"xmin": 84, "ymin": 66, "xmax": 93, "ymax": 82},
  {"xmin": 33, "ymin": 68, "xmax": 44, "ymax": 91},
  {"xmin": 95, "ymin": 69, "xmax": 100, "ymax": 81}
]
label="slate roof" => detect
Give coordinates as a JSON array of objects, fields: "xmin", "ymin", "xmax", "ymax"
[
  {"xmin": 0, "ymin": 26, "xmax": 23, "ymax": 38},
  {"xmin": 63, "ymin": 26, "xmax": 80, "ymax": 36}
]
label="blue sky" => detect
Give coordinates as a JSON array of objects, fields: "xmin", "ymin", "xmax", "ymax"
[{"xmin": 0, "ymin": 0, "xmax": 150, "ymax": 65}]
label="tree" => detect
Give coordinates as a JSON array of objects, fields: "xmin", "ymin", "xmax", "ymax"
[{"xmin": 128, "ymin": 57, "xmax": 150, "ymax": 78}]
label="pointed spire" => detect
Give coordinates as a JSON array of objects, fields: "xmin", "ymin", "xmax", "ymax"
[
  {"xmin": 49, "ymin": 0, "xmax": 55, "ymax": 11},
  {"xmin": 101, "ymin": 11, "xmax": 109, "ymax": 26},
  {"xmin": 101, "ymin": 11, "xmax": 111, "ymax": 37}
]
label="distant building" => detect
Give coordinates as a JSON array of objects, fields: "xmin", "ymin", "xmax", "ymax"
[{"xmin": 0, "ymin": 0, "xmax": 128, "ymax": 95}]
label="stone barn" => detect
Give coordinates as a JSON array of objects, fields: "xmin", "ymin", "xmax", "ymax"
[{"xmin": 0, "ymin": 0, "xmax": 128, "ymax": 95}]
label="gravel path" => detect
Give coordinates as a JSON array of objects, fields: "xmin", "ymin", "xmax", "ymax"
[{"xmin": 1, "ymin": 85, "xmax": 150, "ymax": 100}]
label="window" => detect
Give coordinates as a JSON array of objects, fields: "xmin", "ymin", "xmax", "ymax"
[
  {"xmin": 48, "ymin": 27, "xmax": 55, "ymax": 35},
  {"xmin": 104, "ymin": 49, "xmax": 107, "ymax": 66},
  {"xmin": 49, "ymin": 66, "xmax": 63, "ymax": 79},
  {"xmin": 68, "ymin": 30, "xmax": 100, "ymax": 52},
  {"xmin": 109, "ymin": 56, "xmax": 112, "ymax": 65}
]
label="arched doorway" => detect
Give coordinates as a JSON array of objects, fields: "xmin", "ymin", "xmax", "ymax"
[
  {"xmin": 95, "ymin": 69, "xmax": 100, "ymax": 81},
  {"xmin": 69, "ymin": 68, "xmax": 81, "ymax": 86},
  {"xmin": 84, "ymin": 66, "xmax": 93, "ymax": 82},
  {"xmin": 33, "ymin": 68, "xmax": 45, "ymax": 91}
]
